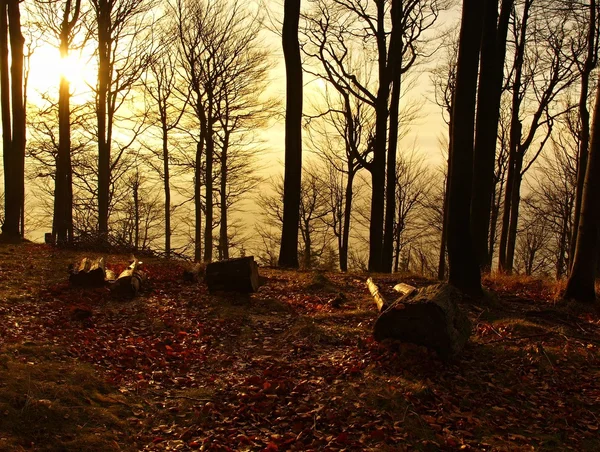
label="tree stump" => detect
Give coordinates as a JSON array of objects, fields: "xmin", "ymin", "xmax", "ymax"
[
  {"xmin": 69, "ymin": 257, "xmax": 107, "ymax": 287},
  {"xmin": 183, "ymin": 262, "xmax": 205, "ymax": 282},
  {"xmin": 110, "ymin": 258, "xmax": 146, "ymax": 298},
  {"xmin": 205, "ymin": 256, "xmax": 259, "ymax": 293},
  {"xmin": 373, "ymin": 283, "xmax": 472, "ymax": 360}
]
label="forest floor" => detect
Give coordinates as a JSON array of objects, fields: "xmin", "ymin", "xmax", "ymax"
[{"xmin": 0, "ymin": 242, "xmax": 599, "ymax": 451}]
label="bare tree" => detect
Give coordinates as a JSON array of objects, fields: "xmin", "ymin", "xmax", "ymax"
[
  {"xmin": 90, "ymin": 0, "xmax": 154, "ymax": 241},
  {"xmin": 279, "ymin": 0, "xmax": 303, "ymax": 268}
]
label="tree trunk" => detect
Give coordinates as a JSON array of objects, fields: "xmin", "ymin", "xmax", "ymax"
[
  {"xmin": 111, "ymin": 258, "xmax": 146, "ymax": 298},
  {"xmin": 382, "ymin": 0, "xmax": 404, "ymax": 274},
  {"xmin": 339, "ymin": 171, "xmax": 354, "ymax": 272},
  {"xmin": 133, "ymin": 178, "xmax": 140, "ymax": 250},
  {"xmin": 471, "ymin": 0, "xmax": 512, "ymax": 271},
  {"xmin": 368, "ymin": 0, "xmax": 390, "ymax": 273},
  {"xmin": 96, "ymin": 2, "xmax": 110, "ymax": 240},
  {"xmin": 163, "ymin": 123, "xmax": 171, "ymax": 258},
  {"xmin": 219, "ymin": 131, "xmax": 230, "ymax": 260},
  {"xmin": 0, "ymin": 0, "xmax": 12, "ymax": 239},
  {"xmin": 447, "ymin": 0, "xmax": 483, "ymax": 296},
  {"xmin": 506, "ymin": 152, "xmax": 524, "ymax": 272},
  {"xmin": 3, "ymin": 0, "xmax": 24, "ymax": 239},
  {"xmin": 278, "ymin": 0, "xmax": 303, "ymax": 269},
  {"xmin": 564, "ymin": 78, "xmax": 600, "ymax": 303},
  {"xmin": 204, "ymin": 98, "xmax": 215, "ymax": 263},
  {"xmin": 53, "ymin": 0, "xmax": 80, "ymax": 247},
  {"xmin": 570, "ymin": 0, "xmax": 596, "ymax": 270},
  {"xmin": 438, "ymin": 151, "xmax": 450, "ymax": 280},
  {"xmin": 194, "ymin": 137, "xmax": 203, "ymax": 262}
]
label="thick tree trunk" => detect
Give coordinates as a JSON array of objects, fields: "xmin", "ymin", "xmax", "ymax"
[
  {"xmin": 0, "ymin": 0, "xmax": 11, "ymax": 239},
  {"xmin": 368, "ymin": 0, "xmax": 390, "ymax": 273},
  {"xmin": 564, "ymin": 78, "xmax": 600, "ymax": 303},
  {"xmin": 471, "ymin": 0, "xmax": 512, "ymax": 271},
  {"xmin": 570, "ymin": 0, "xmax": 596, "ymax": 270},
  {"xmin": 96, "ymin": 3, "xmax": 110, "ymax": 240},
  {"xmin": 53, "ymin": 0, "xmax": 80, "ymax": 247},
  {"xmin": 382, "ymin": 0, "xmax": 404, "ymax": 273},
  {"xmin": 205, "ymin": 256, "xmax": 259, "ymax": 293},
  {"xmin": 278, "ymin": 0, "xmax": 303, "ymax": 269},
  {"xmin": 3, "ymin": 0, "xmax": 24, "ymax": 239},
  {"xmin": 447, "ymin": 0, "xmax": 483, "ymax": 296}
]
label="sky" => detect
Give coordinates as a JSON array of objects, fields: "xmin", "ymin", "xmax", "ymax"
[{"xmin": 20, "ymin": 0, "xmax": 461, "ymax": 244}]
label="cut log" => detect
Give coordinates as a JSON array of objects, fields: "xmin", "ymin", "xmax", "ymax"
[
  {"xmin": 205, "ymin": 256, "xmax": 259, "ymax": 293},
  {"xmin": 69, "ymin": 257, "xmax": 106, "ymax": 287},
  {"xmin": 393, "ymin": 283, "xmax": 417, "ymax": 297},
  {"xmin": 110, "ymin": 257, "xmax": 146, "ymax": 298},
  {"xmin": 366, "ymin": 277, "xmax": 388, "ymax": 312},
  {"xmin": 373, "ymin": 283, "xmax": 472, "ymax": 360},
  {"xmin": 183, "ymin": 262, "xmax": 204, "ymax": 282},
  {"xmin": 105, "ymin": 269, "xmax": 117, "ymax": 282}
]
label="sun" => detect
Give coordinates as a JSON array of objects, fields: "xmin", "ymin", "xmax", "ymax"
[{"xmin": 28, "ymin": 45, "xmax": 96, "ymax": 100}]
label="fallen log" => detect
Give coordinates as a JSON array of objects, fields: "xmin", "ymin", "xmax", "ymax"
[
  {"xmin": 205, "ymin": 256, "xmax": 259, "ymax": 293},
  {"xmin": 373, "ymin": 283, "xmax": 471, "ymax": 360},
  {"xmin": 69, "ymin": 257, "xmax": 106, "ymax": 287},
  {"xmin": 183, "ymin": 262, "xmax": 204, "ymax": 282},
  {"xmin": 393, "ymin": 283, "xmax": 417, "ymax": 297},
  {"xmin": 366, "ymin": 277, "xmax": 388, "ymax": 312},
  {"xmin": 110, "ymin": 257, "xmax": 146, "ymax": 298}
]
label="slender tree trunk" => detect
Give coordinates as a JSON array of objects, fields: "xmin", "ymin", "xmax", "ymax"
[
  {"xmin": 278, "ymin": 0, "xmax": 302, "ymax": 269},
  {"xmin": 447, "ymin": 0, "xmax": 483, "ymax": 296},
  {"xmin": 570, "ymin": 0, "xmax": 597, "ymax": 270},
  {"xmin": 564, "ymin": 78, "xmax": 600, "ymax": 303},
  {"xmin": 203, "ymin": 100, "xmax": 214, "ymax": 263},
  {"xmin": 438, "ymin": 134, "xmax": 451, "ymax": 280},
  {"xmin": 0, "ymin": 0, "xmax": 12, "ymax": 238},
  {"xmin": 488, "ymin": 173, "xmax": 503, "ymax": 264},
  {"xmin": 303, "ymin": 222, "xmax": 311, "ymax": 268},
  {"xmin": 133, "ymin": 179, "xmax": 139, "ymax": 250},
  {"xmin": 54, "ymin": 0, "xmax": 80, "ymax": 247},
  {"xmin": 339, "ymin": 171, "xmax": 354, "ymax": 272},
  {"xmin": 471, "ymin": 0, "xmax": 512, "ymax": 270},
  {"xmin": 368, "ymin": 0, "xmax": 390, "ymax": 273},
  {"xmin": 506, "ymin": 152, "xmax": 524, "ymax": 271},
  {"xmin": 4, "ymin": 0, "xmax": 24, "ymax": 239},
  {"xmin": 194, "ymin": 137, "xmax": 203, "ymax": 262},
  {"xmin": 382, "ymin": 0, "xmax": 404, "ymax": 273},
  {"xmin": 162, "ymin": 123, "xmax": 171, "ymax": 258},
  {"xmin": 498, "ymin": 0, "xmax": 529, "ymax": 273},
  {"xmin": 219, "ymin": 131, "xmax": 230, "ymax": 260},
  {"xmin": 96, "ymin": 3, "xmax": 110, "ymax": 240}
]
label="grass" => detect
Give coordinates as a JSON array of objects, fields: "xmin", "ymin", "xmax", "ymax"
[{"xmin": 0, "ymin": 344, "xmax": 138, "ymax": 451}]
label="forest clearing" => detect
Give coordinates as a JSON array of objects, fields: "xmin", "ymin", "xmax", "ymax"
[{"xmin": 0, "ymin": 242, "xmax": 598, "ymax": 451}]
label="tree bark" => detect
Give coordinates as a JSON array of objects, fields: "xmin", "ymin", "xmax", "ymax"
[
  {"xmin": 194, "ymin": 136, "xmax": 203, "ymax": 262},
  {"xmin": 382, "ymin": 0, "xmax": 404, "ymax": 273},
  {"xmin": 570, "ymin": 0, "xmax": 597, "ymax": 271},
  {"xmin": 339, "ymin": 171, "xmax": 354, "ymax": 272},
  {"xmin": 163, "ymin": 123, "xmax": 171, "ymax": 258},
  {"xmin": 471, "ymin": 0, "xmax": 512, "ymax": 271},
  {"xmin": 205, "ymin": 256, "xmax": 259, "ymax": 293},
  {"xmin": 0, "ymin": 0, "xmax": 11, "ymax": 239},
  {"xmin": 278, "ymin": 0, "xmax": 303, "ymax": 269},
  {"xmin": 438, "ymin": 151, "xmax": 450, "ymax": 280},
  {"xmin": 564, "ymin": 77, "xmax": 600, "ymax": 303},
  {"xmin": 368, "ymin": 0, "xmax": 390, "ymax": 273},
  {"xmin": 447, "ymin": 0, "xmax": 483, "ymax": 296},
  {"xmin": 96, "ymin": 1, "xmax": 110, "ymax": 241},
  {"xmin": 203, "ymin": 98, "xmax": 215, "ymax": 263},
  {"xmin": 219, "ymin": 131, "xmax": 230, "ymax": 260}
]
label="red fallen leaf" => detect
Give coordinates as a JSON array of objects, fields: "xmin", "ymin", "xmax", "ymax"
[
  {"xmin": 246, "ymin": 375, "xmax": 263, "ymax": 386},
  {"xmin": 263, "ymin": 381, "xmax": 272, "ymax": 391},
  {"xmin": 263, "ymin": 442, "xmax": 278, "ymax": 452},
  {"xmin": 369, "ymin": 429, "xmax": 386, "ymax": 440},
  {"xmin": 152, "ymin": 437, "xmax": 164, "ymax": 444},
  {"xmin": 336, "ymin": 432, "xmax": 349, "ymax": 443},
  {"xmin": 188, "ymin": 441, "xmax": 200, "ymax": 449}
]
